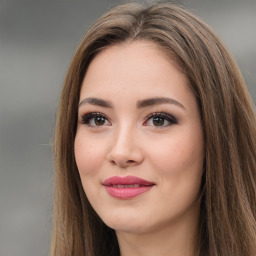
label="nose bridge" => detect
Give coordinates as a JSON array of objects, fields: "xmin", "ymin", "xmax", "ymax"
[
  {"xmin": 112, "ymin": 122, "xmax": 136, "ymax": 156},
  {"xmin": 107, "ymin": 122, "xmax": 143, "ymax": 167}
]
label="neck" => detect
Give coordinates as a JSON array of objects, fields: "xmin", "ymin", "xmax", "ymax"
[{"xmin": 116, "ymin": 207, "xmax": 199, "ymax": 256}]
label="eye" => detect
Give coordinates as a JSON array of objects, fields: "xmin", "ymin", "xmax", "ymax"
[
  {"xmin": 81, "ymin": 112, "xmax": 111, "ymax": 127},
  {"xmin": 143, "ymin": 112, "xmax": 178, "ymax": 127}
]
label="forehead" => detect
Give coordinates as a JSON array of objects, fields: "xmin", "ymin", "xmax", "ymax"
[{"xmin": 80, "ymin": 41, "xmax": 190, "ymax": 99}]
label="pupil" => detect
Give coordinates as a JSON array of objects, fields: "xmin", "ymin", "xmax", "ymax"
[
  {"xmin": 95, "ymin": 117, "xmax": 105, "ymax": 125},
  {"xmin": 153, "ymin": 117, "xmax": 164, "ymax": 126}
]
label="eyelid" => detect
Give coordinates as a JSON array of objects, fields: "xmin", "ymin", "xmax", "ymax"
[
  {"xmin": 143, "ymin": 112, "xmax": 178, "ymax": 126},
  {"xmin": 79, "ymin": 111, "xmax": 178, "ymax": 128},
  {"xmin": 80, "ymin": 112, "xmax": 111, "ymax": 127}
]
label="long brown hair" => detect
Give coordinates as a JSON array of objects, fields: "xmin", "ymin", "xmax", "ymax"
[{"xmin": 51, "ymin": 2, "xmax": 256, "ymax": 256}]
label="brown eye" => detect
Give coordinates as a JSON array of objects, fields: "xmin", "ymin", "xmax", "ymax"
[
  {"xmin": 143, "ymin": 112, "xmax": 178, "ymax": 127},
  {"xmin": 152, "ymin": 116, "xmax": 165, "ymax": 126},
  {"xmin": 81, "ymin": 112, "xmax": 111, "ymax": 127},
  {"xmin": 94, "ymin": 116, "xmax": 106, "ymax": 126}
]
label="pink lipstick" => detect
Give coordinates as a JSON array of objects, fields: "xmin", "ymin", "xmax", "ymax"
[{"xmin": 103, "ymin": 176, "xmax": 155, "ymax": 199}]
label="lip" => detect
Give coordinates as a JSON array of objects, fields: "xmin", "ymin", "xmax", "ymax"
[{"xmin": 103, "ymin": 175, "xmax": 155, "ymax": 199}]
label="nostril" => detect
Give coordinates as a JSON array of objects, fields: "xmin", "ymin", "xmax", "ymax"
[
  {"xmin": 127, "ymin": 160, "xmax": 136, "ymax": 164},
  {"xmin": 110, "ymin": 159, "xmax": 136, "ymax": 167},
  {"xmin": 110, "ymin": 160, "xmax": 116, "ymax": 165}
]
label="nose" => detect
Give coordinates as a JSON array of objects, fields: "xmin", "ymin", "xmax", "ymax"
[{"xmin": 107, "ymin": 126, "xmax": 144, "ymax": 168}]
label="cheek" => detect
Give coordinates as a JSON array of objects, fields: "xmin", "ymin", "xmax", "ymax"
[
  {"xmin": 149, "ymin": 130, "xmax": 204, "ymax": 210},
  {"xmin": 148, "ymin": 128, "xmax": 204, "ymax": 180},
  {"xmin": 74, "ymin": 133, "xmax": 105, "ymax": 178}
]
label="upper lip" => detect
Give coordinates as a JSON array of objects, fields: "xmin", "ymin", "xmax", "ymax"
[{"xmin": 103, "ymin": 175, "xmax": 155, "ymax": 186}]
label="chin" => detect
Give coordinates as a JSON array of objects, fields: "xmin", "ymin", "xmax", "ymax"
[
  {"xmin": 101, "ymin": 211, "xmax": 149, "ymax": 234},
  {"xmin": 108, "ymin": 222, "xmax": 148, "ymax": 234}
]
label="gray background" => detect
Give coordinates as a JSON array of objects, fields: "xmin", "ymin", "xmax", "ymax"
[{"xmin": 0, "ymin": 0, "xmax": 255, "ymax": 256}]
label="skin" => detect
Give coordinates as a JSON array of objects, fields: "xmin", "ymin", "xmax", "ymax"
[{"xmin": 75, "ymin": 41, "xmax": 205, "ymax": 256}]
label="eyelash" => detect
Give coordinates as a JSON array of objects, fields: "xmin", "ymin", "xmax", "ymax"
[
  {"xmin": 143, "ymin": 112, "xmax": 178, "ymax": 127},
  {"xmin": 81, "ymin": 112, "xmax": 109, "ymax": 127},
  {"xmin": 80, "ymin": 111, "xmax": 178, "ymax": 128}
]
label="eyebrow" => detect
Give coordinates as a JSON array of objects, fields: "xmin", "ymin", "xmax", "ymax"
[
  {"xmin": 78, "ymin": 97, "xmax": 185, "ymax": 110},
  {"xmin": 137, "ymin": 97, "xmax": 185, "ymax": 110},
  {"xmin": 79, "ymin": 97, "xmax": 113, "ymax": 108}
]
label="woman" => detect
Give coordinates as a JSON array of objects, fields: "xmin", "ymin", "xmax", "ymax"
[{"xmin": 51, "ymin": 2, "xmax": 256, "ymax": 256}]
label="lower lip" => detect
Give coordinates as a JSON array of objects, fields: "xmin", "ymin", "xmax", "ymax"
[{"xmin": 104, "ymin": 186, "xmax": 153, "ymax": 199}]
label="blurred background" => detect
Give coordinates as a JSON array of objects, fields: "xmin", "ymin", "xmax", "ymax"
[{"xmin": 0, "ymin": 0, "xmax": 255, "ymax": 255}]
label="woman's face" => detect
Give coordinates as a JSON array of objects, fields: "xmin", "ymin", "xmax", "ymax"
[{"xmin": 75, "ymin": 41, "xmax": 204, "ymax": 235}]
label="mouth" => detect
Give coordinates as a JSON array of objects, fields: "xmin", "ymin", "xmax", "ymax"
[{"xmin": 103, "ymin": 176, "xmax": 155, "ymax": 199}]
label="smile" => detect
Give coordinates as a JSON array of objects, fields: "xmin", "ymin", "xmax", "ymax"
[
  {"xmin": 112, "ymin": 184, "xmax": 142, "ymax": 188},
  {"xmin": 103, "ymin": 176, "xmax": 155, "ymax": 199}
]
